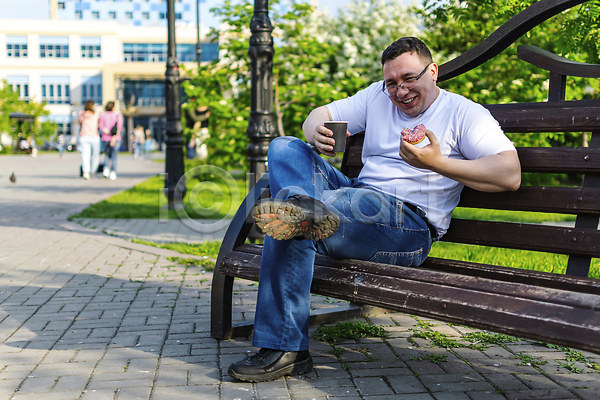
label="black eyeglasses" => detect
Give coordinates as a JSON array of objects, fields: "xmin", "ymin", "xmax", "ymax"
[{"xmin": 382, "ymin": 63, "xmax": 432, "ymax": 96}]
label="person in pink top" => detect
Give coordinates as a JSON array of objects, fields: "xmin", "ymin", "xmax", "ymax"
[
  {"xmin": 78, "ymin": 100, "xmax": 100, "ymax": 180},
  {"xmin": 98, "ymin": 101, "xmax": 124, "ymax": 180}
]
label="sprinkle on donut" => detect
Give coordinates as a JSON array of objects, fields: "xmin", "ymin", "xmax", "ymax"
[{"xmin": 401, "ymin": 124, "xmax": 427, "ymax": 145}]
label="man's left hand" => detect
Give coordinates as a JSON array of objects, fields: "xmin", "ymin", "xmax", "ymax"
[{"xmin": 399, "ymin": 129, "xmax": 443, "ymax": 170}]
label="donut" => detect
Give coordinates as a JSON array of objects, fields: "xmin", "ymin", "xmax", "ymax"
[{"xmin": 401, "ymin": 124, "xmax": 427, "ymax": 145}]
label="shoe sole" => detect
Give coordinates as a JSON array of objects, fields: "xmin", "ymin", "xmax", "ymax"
[
  {"xmin": 227, "ymin": 357, "xmax": 313, "ymax": 383},
  {"xmin": 252, "ymin": 200, "xmax": 340, "ymax": 241}
]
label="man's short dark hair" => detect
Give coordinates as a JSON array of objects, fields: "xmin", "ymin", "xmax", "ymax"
[
  {"xmin": 381, "ymin": 37, "xmax": 433, "ymax": 66},
  {"xmin": 105, "ymin": 101, "xmax": 115, "ymax": 112}
]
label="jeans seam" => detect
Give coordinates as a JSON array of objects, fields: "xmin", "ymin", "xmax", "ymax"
[
  {"xmin": 281, "ymin": 249, "xmax": 293, "ymax": 349},
  {"xmin": 313, "ymin": 158, "xmax": 342, "ymax": 191},
  {"xmin": 369, "ymin": 248, "xmax": 423, "ymax": 267}
]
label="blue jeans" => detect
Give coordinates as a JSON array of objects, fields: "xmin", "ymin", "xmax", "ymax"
[
  {"xmin": 78, "ymin": 135, "xmax": 100, "ymax": 174},
  {"xmin": 102, "ymin": 140, "xmax": 120, "ymax": 172},
  {"xmin": 252, "ymin": 136, "xmax": 435, "ymax": 352}
]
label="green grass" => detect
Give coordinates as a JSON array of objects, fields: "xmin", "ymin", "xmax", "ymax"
[
  {"xmin": 167, "ymin": 256, "xmax": 216, "ymax": 271},
  {"xmin": 452, "ymin": 207, "xmax": 575, "ymax": 223},
  {"xmin": 131, "ymin": 239, "xmax": 221, "ymax": 271},
  {"xmin": 132, "ymin": 238, "xmax": 221, "ymax": 259},
  {"xmin": 70, "ymin": 165, "xmax": 247, "ymax": 220},
  {"xmin": 409, "ymin": 353, "xmax": 448, "ymax": 364},
  {"xmin": 429, "ymin": 242, "xmax": 600, "ymax": 279},
  {"xmin": 314, "ymin": 319, "xmax": 390, "ymax": 343}
]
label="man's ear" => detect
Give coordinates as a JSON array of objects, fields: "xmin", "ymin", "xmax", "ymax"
[{"xmin": 430, "ymin": 63, "xmax": 439, "ymax": 83}]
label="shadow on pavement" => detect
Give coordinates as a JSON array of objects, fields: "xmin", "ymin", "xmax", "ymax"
[{"xmin": 1, "ymin": 268, "xmax": 214, "ymax": 365}]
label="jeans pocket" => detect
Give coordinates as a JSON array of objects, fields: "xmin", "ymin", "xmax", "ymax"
[{"xmin": 368, "ymin": 248, "xmax": 425, "ymax": 267}]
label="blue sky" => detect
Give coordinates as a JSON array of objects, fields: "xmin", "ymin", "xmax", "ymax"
[{"xmin": 0, "ymin": 0, "xmax": 351, "ymax": 27}]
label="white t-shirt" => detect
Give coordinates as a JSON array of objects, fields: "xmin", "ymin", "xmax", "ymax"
[{"xmin": 326, "ymin": 83, "xmax": 516, "ymax": 236}]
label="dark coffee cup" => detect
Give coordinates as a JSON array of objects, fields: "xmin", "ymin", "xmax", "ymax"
[{"xmin": 324, "ymin": 121, "xmax": 348, "ymax": 153}]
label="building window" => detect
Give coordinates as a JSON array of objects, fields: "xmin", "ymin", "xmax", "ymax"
[
  {"xmin": 81, "ymin": 37, "xmax": 101, "ymax": 59},
  {"xmin": 40, "ymin": 36, "xmax": 69, "ymax": 58},
  {"xmin": 159, "ymin": 12, "xmax": 166, "ymax": 19},
  {"xmin": 126, "ymin": 11, "xmax": 133, "ymax": 19},
  {"xmin": 41, "ymin": 76, "xmax": 70, "ymax": 105},
  {"xmin": 42, "ymin": 115, "xmax": 72, "ymax": 136},
  {"xmin": 57, "ymin": 121, "xmax": 71, "ymax": 136},
  {"xmin": 6, "ymin": 76, "xmax": 29, "ymax": 102},
  {"xmin": 58, "ymin": 2, "xmax": 65, "ymax": 9},
  {"xmin": 109, "ymin": 11, "xmax": 116, "ymax": 19},
  {"xmin": 200, "ymin": 42, "xmax": 219, "ymax": 62},
  {"xmin": 6, "ymin": 36, "xmax": 28, "ymax": 58},
  {"xmin": 123, "ymin": 43, "xmax": 197, "ymax": 63},
  {"xmin": 123, "ymin": 79, "xmax": 165, "ymax": 108},
  {"xmin": 81, "ymin": 76, "xmax": 103, "ymax": 105},
  {"xmin": 142, "ymin": 12, "xmax": 149, "ymax": 19},
  {"xmin": 75, "ymin": 10, "xmax": 82, "ymax": 19},
  {"xmin": 124, "ymin": 43, "xmax": 163, "ymax": 62},
  {"xmin": 177, "ymin": 44, "xmax": 195, "ymax": 62},
  {"xmin": 92, "ymin": 11, "xmax": 100, "ymax": 19},
  {"xmin": 176, "ymin": 13, "xmax": 182, "ymax": 20}
]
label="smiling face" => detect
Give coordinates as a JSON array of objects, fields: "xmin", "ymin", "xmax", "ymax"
[{"xmin": 382, "ymin": 52, "xmax": 439, "ymax": 117}]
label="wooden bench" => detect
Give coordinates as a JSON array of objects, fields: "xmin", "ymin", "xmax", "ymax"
[{"xmin": 211, "ymin": 0, "xmax": 600, "ymax": 353}]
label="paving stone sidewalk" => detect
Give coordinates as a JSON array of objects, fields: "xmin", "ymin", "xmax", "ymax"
[{"xmin": 1, "ymin": 152, "xmax": 600, "ymax": 400}]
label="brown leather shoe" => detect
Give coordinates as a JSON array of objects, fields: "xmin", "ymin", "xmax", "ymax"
[{"xmin": 228, "ymin": 348, "xmax": 313, "ymax": 382}]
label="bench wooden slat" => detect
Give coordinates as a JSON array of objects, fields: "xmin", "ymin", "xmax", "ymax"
[
  {"xmin": 218, "ymin": 247, "xmax": 599, "ymax": 312},
  {"xmin": 421, "ymin": 257, "xmax": 600, "ymax": 295},
  {"xmin": 458, "ymin": 186, "xmax": 600, "ymax": 214},
  {"xmin": 517, "ymin": 147, "xmax": 600, "ymax": 173},
  {"xmin": 485, "ymin": 100, "xmax": 600, "ymax": 132},
  {"xmin": 344, "ymin": 145, "xmax": 364, "ymax": 168},
  {"xmin": 218, "ymin": 245, "xmax": 600, "ymax": 353},
  {"xmin": 345, "ymin": 146, "xmax": 600, "ymax": 174},
  {"xmin": 222, "ymin": 243, "xmax": 600, "ymax": 298},
  {"xmin": 224, "ymin": 243, "xmax": 600, "ymax": 295},
  {"xmin": 518, "ymin": 45, "xmax": 600, "ymax": 78},
  {"xmin": 443, "ymin": 219, "xmax": 600, "ymax": 257}
]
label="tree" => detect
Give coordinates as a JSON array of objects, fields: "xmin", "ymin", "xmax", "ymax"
[
  {"xmin": 182, "ymin": 0, "xmax": 420, "ymax": 171},
  {"xmin": 0, "ymin": 80, "xmax": 54, "ymax": 149}
]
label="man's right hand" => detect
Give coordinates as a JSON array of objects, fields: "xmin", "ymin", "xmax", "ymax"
[
  {"xmin": 313, "ymin": 125, "xmax": 349, "ymax": 157},
  {"xmin": 303, "ymin": 106, "xmax": 343, "ymax": 157}
]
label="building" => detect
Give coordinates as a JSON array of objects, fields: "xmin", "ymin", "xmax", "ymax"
[
  {"xmin": 53, "ymin": 0, "xmax": 199, "ymax": 27},
  {"xmin": 0, "ymin": 0, "xmax": 217, "ymax": 150}
]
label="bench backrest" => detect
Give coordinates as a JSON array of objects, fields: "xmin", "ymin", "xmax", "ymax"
[{"xmin": 340, "ymin": 0, "xmax": 600, "ymax": 278}]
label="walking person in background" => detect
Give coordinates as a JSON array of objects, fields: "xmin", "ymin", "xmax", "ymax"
[
  {"xmin": 143, "ymin": 129, "xmax": 154, "ymax": 159},
  {"xmin": 186, "ymin": 135, "xmax": 196, "ymax": 159},
  {"xmin": 77, "ymin": 100, "xmax": 100, "ymax": 180},
  {"xmin": 98, "ymin": 101, "xmax": 123, "ymax": 180},
  {"xmin": 131, "ymin": 125, "xmax": 145, "ymax": 160}
]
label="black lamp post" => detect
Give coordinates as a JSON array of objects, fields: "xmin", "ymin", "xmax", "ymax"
[
  {"xmin": 164, "ymin": 0, "xmax": 186, "ymax": 204},
  {"xmin": 247, "ymin": 0, "xmax": 277, "ymax": 187}
]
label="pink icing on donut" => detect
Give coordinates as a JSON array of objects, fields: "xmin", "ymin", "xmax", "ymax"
[{"xmin": 401, "ymin": 124, "xmax": 427, "ymax": 145}]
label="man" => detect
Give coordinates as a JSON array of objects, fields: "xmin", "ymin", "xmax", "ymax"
[{"xmin": 228, "ymin": 37, "xmax": 521, "ymax": 382}]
